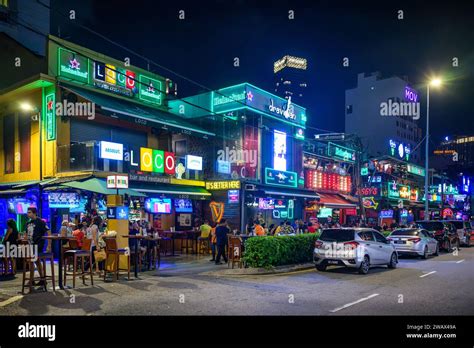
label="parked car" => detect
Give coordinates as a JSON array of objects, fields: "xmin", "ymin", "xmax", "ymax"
[
  {"xmin": 387, "ymin": 228, "xmax": 439, "ymax": 258},
  {"xmin": 313, "ymin": 228, "xmax": 398, "ymax": 274},
  {"xmin": 415, "ymin": 221, "xmax": 461, "ymax": 252},
  {"xmin": 442, "ymin": 220, "xmax": 472, "ymax": 247}
]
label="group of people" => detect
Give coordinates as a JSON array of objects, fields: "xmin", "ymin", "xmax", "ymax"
[
  {"xmin": 245, "ymin": 218, "xmax": 321, "ymax": 236},
  {"xmin": 198, "ymin": 219, "xmax": 231, "ymax": 265}
]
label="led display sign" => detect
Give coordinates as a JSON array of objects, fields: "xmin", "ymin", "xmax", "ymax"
[
  {"xmin": 305, "ymin": 170, "xmax": 352, "ymax": 193},
  {"xmin": 145, "ymin": 198, "xmax": 172, "ymax": 214},
  {"xmin": 228, "ymin": 190, "xmax": 240, "ymax": 204},
  {"xmin": 99, "ymin": 141, "xmax": 123, "ymax": 161},
  {"xmin": 273, "ymin": 130, "xmax": 287, "ymax": 171},
  {"xmin": 265, "ymin": 168, "xmax": 298, "ymax": 188},
  {"xmin": 357, "ymin": 187, "xmax": 379, "ymax": 196},
  {"xmin": 48, "ymin": 193, "xmax": 80, "ymax": 209}
]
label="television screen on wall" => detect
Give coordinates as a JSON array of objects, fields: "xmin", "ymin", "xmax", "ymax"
[
  {"xmin": 145, "ymin": 198, "xmax": 172, "ymax": 214},
  {"xmin": 174, "ymin": 199, "xmax": 193, "ymax": 213}
]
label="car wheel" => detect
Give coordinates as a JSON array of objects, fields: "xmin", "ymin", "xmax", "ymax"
[
  {"xmin": 316, "ymin": 264, "xmax": 327, "ymax": 272},
  {"xmin": 434, "ymin": 244, "xmax": 439, "ymax": 256},
  {"xmin": 358, "ymin": 255, "xmax": 370, "ymax": 274},
  {"xmin": 388, "ymin": 253, "xmax": 397, "ymax": 269},
  {"xmin": 421, "ymin": 246, "xmax": 428, "ymax": 259}
]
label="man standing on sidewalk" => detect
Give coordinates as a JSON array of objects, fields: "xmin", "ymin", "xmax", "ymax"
[
  {"xmin": 26, "ymin": 207, "xmax": 50, "ymax": 287},
  {"xmin": 215, "ymin": 219, "xmax": 230, "ymax": 265}
]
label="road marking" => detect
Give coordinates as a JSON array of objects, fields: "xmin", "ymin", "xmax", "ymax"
[
  {"xmin": 0, "ymin": 295, "xmax": 23, "ymax": 308},
  {"xmin": 329, "ymin": 293, "xmax": 379, "ymax": 313},
  {"xmin": 420, "ymin": 271, "xmax": 437, "ymax": 278},
  {"xmin": 456, "ymin": 259, "xmax": 465, "ymax": 264}
]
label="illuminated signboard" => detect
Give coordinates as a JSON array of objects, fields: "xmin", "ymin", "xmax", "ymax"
[
  {"xmin": 258, "ymin": 198, "xmax": 275, "ymax": 210},
  {"xmin": 137, "ymin": 147, "xmax": 175, "ymax": 174},
  {"xmin": 367, "ymin": 175, "xmax": 382, "ymax": 183},
  {"xmin": 295, "ymin": 128, "xmax": 305, "ymax": 140},
  {"xmin": 210, "ymin": 83, "xmax": 306, "ymax": 127},
  {"xmin": 273, "ymin": 130, "xmax": 287, "ymax": 171},
  {"xmin": 407, "ymin": 164, "xmax": 425, "ymax": 177},
  {"xmin": 272, "ymin": 199, "xmax": 294, "ymax": 219},
  {"xmin": 186, "ymin": 155, "xmax": 203, "ymax": 171},
  {"xmin": 328, "ymin": 142, "xmax": 355, "ymax": 162},
  {"xmin": 305, "ymin": 170, "xmax": 352, "ymax": 193},
  {"xmin": 317, "ymin": 207, "xmax": 333, "ymax": 218},
  {"xmin": 48, "ymin": 192, "xmax": 80, "ymax": 209},
  {"xmin": 265, "ymin": 168, "xmax": 297, "ymax": 188},
  {"xmin": 205, "ymin": 181, "xmax": 241, "ymax": 190},
  {"xmin": 107, "ymin": 206, "xmax": 129, "ymax": 220},
  {"xmin": 44, "ymin": 92, "xmax": 56, "ymax": 141},
  {"xmin": 145, "ymin": 198, "xmax": 172, "ymax": 214},
  {"xmin": 58, "ymin": 48, "xmax": 90, "ymax": 83},
  {"xmin": 360, "ymin": 167, "xmax": 369, "ymax": 176},
  {"xmin": 404, "ymin": 86, "xmax": 419, "ymax": 102},
  {"xmin": 362, "ymin": 197, "xmax": 378, "ymax": 209},
  {"xmin": 228, "ymin": 190, "xmax": 240, "ymax": 204},
  {"xmin": 389, "ymin": 139, "xmax": 411, "ymax": 161},
  {"xmin": 139, "ymin": 75, "xmax": 163, "ymax": 105},
  {"xmin": 94, "ymin": 61, "xmax": 135, "ymax": 97},
  {"xmin": 380, "ymin": 209, "xmax": 394, "ymax": 218},
  {"xmin": 216, "ymin": 160, "xmax": 231, "ymax": 174},
  {"xmin": 99, "ymin": 141, "xmax": 123, "ymax": 160},
  {"xmin": 387, "ymin": 183, "xmax": 411, "ymax": 200},
  {"xmin": 357, "ymin": 187, "xmax": 379, "ymax": 196},
  {"xmin": 107, "ymin": 175, "xmax": 129, "ymax": 189}
]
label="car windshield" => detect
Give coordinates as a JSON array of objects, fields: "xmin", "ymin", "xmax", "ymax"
[
  {"xmin": 417, "ymin": 221, "xmax": 444, "ymax": 231},
  {"xmin": 391, "ymin": 229, "xmax": 419, "ymax": 236},
  {"xmin": 320, "ymin": 229, "xmax": 354, "ymax": 242}
]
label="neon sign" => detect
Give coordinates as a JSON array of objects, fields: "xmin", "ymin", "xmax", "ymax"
[
  {"xmin": 389, "ymin": 139, "xmax": 411, "ymax": 161},
  {"xmin": 387, "ymin": 183, "xmax": 412, "ymax": 200},
  {"xmin": 138, "ymin": 147, "xmax": 175, "ymax": 174},
  {"xmin": 407, "ymin": 164, "xmax": 425, "ymax": 177},
  {"xmin": 205, "ymin": 181, "xmax": 241, "ymax": 190},
  {"xmin": 265, "ymin": 168, "xmax": 298, "ymax": 188},
  {"xmin": 45, "ymin": 92, "xmax": 56, "ymax": 141},
  {"xmin": 58, "ymin": 48, "xmax": 90, "ymax": 83},
  {"xmin": 139, "ymin": 75, "xmax": 163, "ymax": 105},
  {"xmin": 305, "ymin": 170, "xmax": 352, "ymax": 193},
  {"xmin": 404, "ymin": 86, "xmax": 419, "ymax": 102},
  {"xmin": 328, "ymin": 142, "xmax": 355, "ymax": 162}
]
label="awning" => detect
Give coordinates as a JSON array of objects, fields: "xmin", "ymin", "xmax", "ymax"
[
  {"xmin": 131, "ymin": 183, "xmax": 211, "ymax": 199},
  {"xmin": 263, "ymin": 188, "xmax": 319, "ymax": 200},
  {"xmin": 59, "ymin": 178, "xmax": 146, "ymax": 197},
  {"xmin": 60, "ymin": 84, "xmax": 215, "ymax": 137},
  {"xmin": 317, "ymin": 193, "xmax": 357, "ymax": 209},
  {"xmin": 339, "ymin": 194, "xmax": 360, "ymax": 204}
]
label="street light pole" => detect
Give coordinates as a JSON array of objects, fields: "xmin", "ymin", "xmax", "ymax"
[{"xmin": 424, "ymin": 85, "xmax": 430, "ymax": 221}]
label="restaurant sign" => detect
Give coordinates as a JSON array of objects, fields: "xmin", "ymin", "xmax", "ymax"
[{"xmin": 265, "ymin": 168, "xmax": 298, "ymax": 188}]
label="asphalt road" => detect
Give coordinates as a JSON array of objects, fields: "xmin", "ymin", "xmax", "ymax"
[{"xmin": 0, "ymin": 246, "xmax": 473, "ymax": 315}]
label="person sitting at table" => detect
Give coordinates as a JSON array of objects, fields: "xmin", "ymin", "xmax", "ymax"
[
  {"xmin": 2, "ymin": 219, "xmax": 19, "ymax": 275},
  {"xmin": 273, "ymin": 221, "xmax": 285, "ymax": 236},
  {"xmin": 72, "ymin": 223, "xmax": 85, "ymax": 248},
  {"xmin": 254, "ymin": 221, "xmax": 266, "ymax": 236}
]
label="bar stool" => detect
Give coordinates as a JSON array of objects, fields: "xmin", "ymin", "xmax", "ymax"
[
  {"xmin": 64, "ymin": 238, "xmax": 94, "ymax": 288},
  {"xmin": 197, "ymin": 237, "xmax": 210, "ymax": 256},
  {"xmin": 158, "ymin": 231, "xmax": 172, "ymax": 256},
  {"xmin": 21, "ymin": 250, "xmax": 56, "ymax": 294},
  {"xmin": 103, "ymin": 238, "xmax": 130, "ymax": 281}
]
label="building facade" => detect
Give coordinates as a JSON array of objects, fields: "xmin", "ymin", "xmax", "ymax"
[{"xmin": 273, "ymin": 55, "xmax": 308, "ymax": 104}]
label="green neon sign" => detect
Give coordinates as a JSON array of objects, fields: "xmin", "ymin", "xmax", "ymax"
[
  {"xmin": 58, "ymin": 48, "xmax": 90, "ymax": 83},
  {"xmin": 407, "ymin": 164, "xmax": 425, "ymax": 177},
  {"xmin": 139, "ymin": 75, "xmax": 163, "ymax": 105},
  {"xmin": 328, "ymin": 142, "xmax": 355, "ymax": 162},
  {"xmin": 44, "ymin": 92, "xmax": 56, "ymax": 141},
  {"xmin": 361, "ymin": 167, "xmax": 368, "ymax": 176}
]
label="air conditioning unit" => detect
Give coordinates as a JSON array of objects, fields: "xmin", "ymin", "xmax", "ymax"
[{"xmin": 245, "ymin": 184, "xmax": 256, "ymax": 191}]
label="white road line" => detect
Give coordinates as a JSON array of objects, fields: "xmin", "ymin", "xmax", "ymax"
[
  {"xmin": 329, "ymin": 293, "xmax": 379, "ymax": 313},
  {"xmin": 456, "ymin": 259, "xmax": 465, "ymax": 264},
  {"xmin": 420, "ymin": 271, "xmax": 437, "ymax": 278},
  {"xmin": 0, "ymin": 295, "xmax": 23, "ymax": 308}
]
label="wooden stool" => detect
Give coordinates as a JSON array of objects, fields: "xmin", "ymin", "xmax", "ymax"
[
  {"xmin": 197, "ymin": 237, "xmax": 210, "ymax": 255},
  {"xmin": 103, "ymin": 237, "xmax": 130, "ymax": 281},
  {"xmin": 64, "ymin": 239, "xmax": 94, "ymax": 288},
  {"xmin": 21, "ymin": 252, "xmax": 56, "ymax": 294}
]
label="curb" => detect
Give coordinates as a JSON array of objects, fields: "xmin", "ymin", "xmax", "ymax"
[{"xmin": 202, "ymin": 263, "xmax": 315, "ymax": 276}]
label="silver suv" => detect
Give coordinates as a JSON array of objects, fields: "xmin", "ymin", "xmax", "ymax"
[{"xmin": 313, "ymin": 228, "xmax": 398, "ymax": 274}]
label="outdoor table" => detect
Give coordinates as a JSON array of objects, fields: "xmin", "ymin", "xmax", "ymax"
[
  {"xmin": 123, "ymin": 235, "xmax": 146, "ymax": 278},
  {"xmin": 42, "ymin": 235, "xmax": 76, "ymax": 290},
  {"xmin": 162, "ymin": 231, "xmax": 186, "ymax": 256}
]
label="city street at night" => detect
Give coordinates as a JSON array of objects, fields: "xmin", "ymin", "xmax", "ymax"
[{"xmin": 1, "ymin": 0, "xmax": 473, "ymax": 346}]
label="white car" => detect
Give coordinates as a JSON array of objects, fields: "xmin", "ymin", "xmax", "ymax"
[
  {"xmin": 387, "ymin": 228, "xmax": 439, "ymax": 258},
  {"xmin": 313, "ymin": 228, "xmax": 398, "ymax": 274}
]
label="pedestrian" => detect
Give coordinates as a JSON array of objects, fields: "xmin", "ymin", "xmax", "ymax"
[
  {"xmin": 246, "ymin": 217, "xmax": 255, "ymax": 236},
  {"xmin": 209, "ymin": 222, "xmax": 217, "ymax": 262},
  {"xmin": 26, "ymin": 207, "xmax": 50, "ymax": 287},
  {"xmin": 2, "ymin": 219, "xmax": 19, "ymax": 275},
  {"xmin": 215, "ymin": 219, "xmax": 230, "ymax": 265}
]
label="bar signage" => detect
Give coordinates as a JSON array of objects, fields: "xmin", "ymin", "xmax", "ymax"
[
  {"xmin": 58, "ymin": 48, "xmax": 90, "ymax": 83},
  {"xmin": 265, "ymin": 168, "xmax": 297, "ymax": 188}
]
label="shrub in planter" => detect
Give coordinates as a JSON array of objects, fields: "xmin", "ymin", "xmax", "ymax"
[{"xmin": 242, "ymin": 233, "xmax": 319, "ymax": 269}]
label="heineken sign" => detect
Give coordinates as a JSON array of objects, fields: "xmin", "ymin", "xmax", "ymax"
[
  {"xmin": 45, "ymin": 93, "xmax": 56, "ymax": 141},
  {"xmin": 407, "ymin": 164, "xmax": 425, "ymax": 177},
  {"xmin": 58, "ymin": 48, "xmax": 89, "ymax": 83},
  {"xmin": 328, "ymin": 142, "xmax": 355, "ymax": 162},
  {"xmin": 139, "ymin": 75, "xmax": 163, "ymax": 105}
]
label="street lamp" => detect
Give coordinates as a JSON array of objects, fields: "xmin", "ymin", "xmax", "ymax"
[
  {"xmin": 424, "ymin": 78, "xmax": 443, "ymax": 221},
  {"xmin": 19, "ymin": 102, "xmax": 43, "ymax": 217}
]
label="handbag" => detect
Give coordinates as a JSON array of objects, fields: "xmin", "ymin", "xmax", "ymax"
[{"xmin": 94, "ymin": 249, "xmax": 107, "ymax": 262}]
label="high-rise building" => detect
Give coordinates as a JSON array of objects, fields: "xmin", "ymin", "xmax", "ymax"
[
  {"xmin": 432, "ymin": 135, "xmax": 474, "ymax": 175},
  {"xmin": 274, "ymin": 55, "xmax": 308, "ymax": 103},
  {"xmin": 345, "ymin": 72, "xmax": 423, "ymax": 164}
]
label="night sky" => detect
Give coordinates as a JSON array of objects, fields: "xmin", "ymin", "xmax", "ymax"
[{"xmin": 51, "ymin": 0, "xmax": 474, "ymax": 143}]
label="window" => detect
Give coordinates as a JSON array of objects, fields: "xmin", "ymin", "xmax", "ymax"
[
  {"xmin": 346, "ymin": 105, "xmax": 353, "ymax": 114},
  {"xmin": 373, "ymin": 231, "xmax": 387, "ymax": 243},
  {"xmin": 3, "ymin": 114, "xmax": 15, "ymax": 174},
  {"xmin": 19, "ymin": 115, "xmax": 31, "ymax": 172},
  {"xmin": 358, "ymin": 231, "xmax": 375, "ymax": 241}
]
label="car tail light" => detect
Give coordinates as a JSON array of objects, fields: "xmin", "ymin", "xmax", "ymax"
[
  {"xmin": 315, "ymin": 240, "xmax": 324, "ymax": 248},
  {"xmin": 408, "ymin": 237, "xmax": 421, "ymax": 243},
  {"xmin": 343, "ymin": 241, "xmax": 359, "ymax": 249}
]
